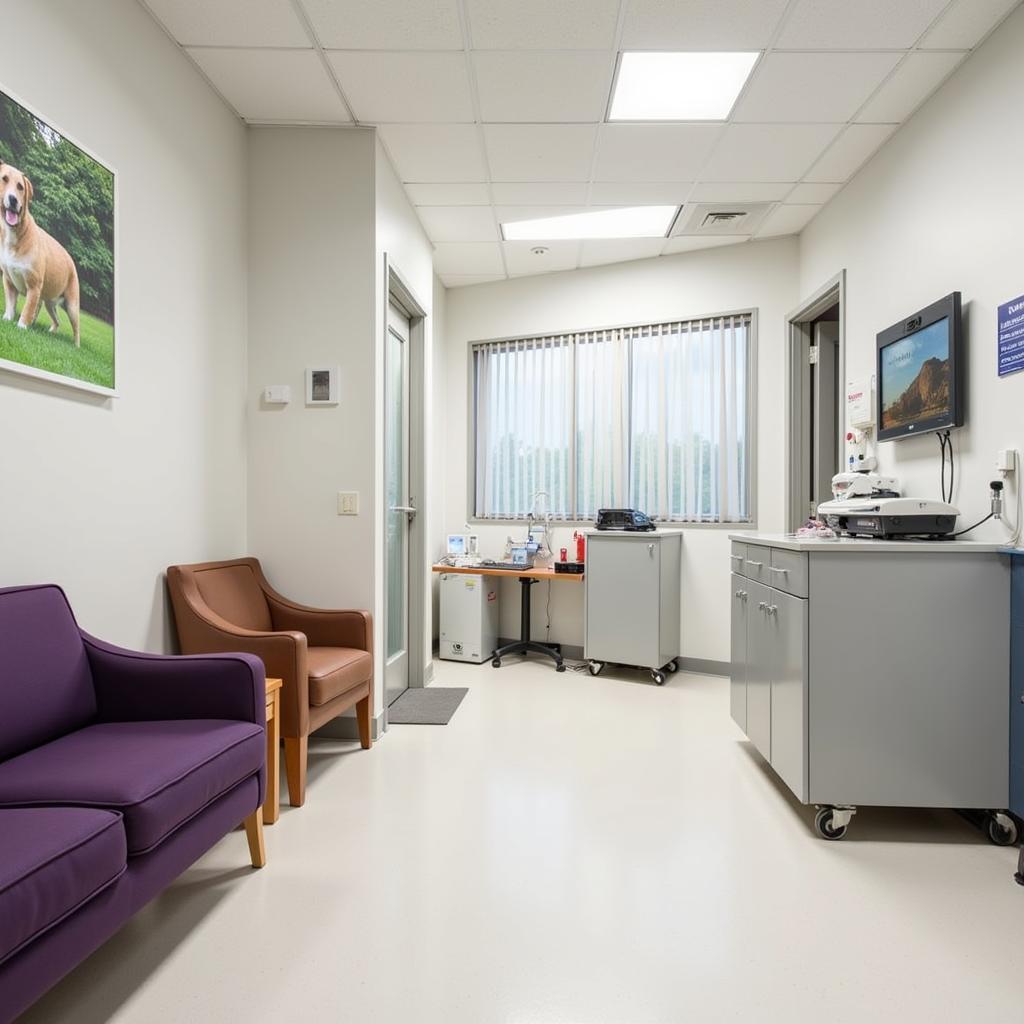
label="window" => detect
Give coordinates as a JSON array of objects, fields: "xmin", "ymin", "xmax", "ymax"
[{"xmin": 472, "ymin": 312, "xmax": 753, "ymax": 523}]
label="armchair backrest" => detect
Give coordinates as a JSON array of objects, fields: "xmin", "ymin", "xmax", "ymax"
[
  {"xmin": 167, "ymin": 559, "xmax": 273, "ymax": 637},
  {"xmin": 0, "ymin": 585, "xmax": 97, "ymax": 761}
]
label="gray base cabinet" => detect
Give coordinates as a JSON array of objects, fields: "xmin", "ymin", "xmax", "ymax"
[
  {"xmin": 585, "ymin": 531, "xmax": 681, "ymax": 684},
  {"xmin": 730, "ymin": 535, "xmax": 1011, "ymax": 839}
]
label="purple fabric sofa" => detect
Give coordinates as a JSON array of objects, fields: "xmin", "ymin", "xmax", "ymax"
[{"xmin": 0, "ymin": 584, "xmax": 267, "ymax": 1022}]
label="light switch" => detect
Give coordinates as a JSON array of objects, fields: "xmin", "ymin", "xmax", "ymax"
[
  {"xmin": 337, "ymin": 492, "xmax": 359, "ymax": 516},
  {"xmin": 263, "ymin": 384, "xmax": 291, "ymax": 404}
]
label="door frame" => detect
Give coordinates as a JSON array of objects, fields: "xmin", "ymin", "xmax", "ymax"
[
  {"xmin": 784, "ymin": 271, "xmax": 846, "ymax": 532},
  {"xmin": 383, "ymin": 256, "xmax": 428, "ymax": 698}
]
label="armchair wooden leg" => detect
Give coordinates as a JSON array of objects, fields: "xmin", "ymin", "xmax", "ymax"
[
  {"xmin": 284, "ymin": 735, "xmax": 307, "ymax": 807},
  {"xmin": 356, "ymin": 694, "xmax": 373, "ymax": 750},
  {"xmin": 243, "ymin": 810, "xmax": 265, "ymax": 868}
]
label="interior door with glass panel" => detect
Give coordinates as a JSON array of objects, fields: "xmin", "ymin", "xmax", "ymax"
[{"xmin": 385, "ymin": 300, "xmax": 413, "ymax": 705}]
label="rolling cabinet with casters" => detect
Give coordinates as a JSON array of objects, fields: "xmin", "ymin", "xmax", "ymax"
[
  {"xmin": 584, "ymin": 530, "xmax": 681, "ymax": 685},
  {"xmin": 730, "ymin": 533, "xmax": 1013, "ymax": 844}
]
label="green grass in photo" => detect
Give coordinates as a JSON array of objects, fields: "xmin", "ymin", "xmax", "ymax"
[{"xmin": 0, "ymin": 299, "xmax": 114, "ymax": 388}]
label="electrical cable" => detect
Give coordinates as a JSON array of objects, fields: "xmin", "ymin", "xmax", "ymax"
[{"xmin": 949, "ymin": 512, "xmax": 994, "ymax": 538}]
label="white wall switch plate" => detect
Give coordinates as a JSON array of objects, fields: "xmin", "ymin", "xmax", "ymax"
[
  {"xmin": 337, "ymin": 491, "xmax": 359, "ymax": 515},
  {"xmin": 997, "ymin": 448, "xmax": 1017, "ymax": 472},
  {"xmin": 263, "ymin": 384, "xmax": 291, "ymax": 404}
]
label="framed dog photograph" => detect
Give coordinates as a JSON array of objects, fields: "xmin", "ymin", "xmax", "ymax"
[{"xmin": 0, "ymin": 85, "xmax": 116, "ymax": 396}]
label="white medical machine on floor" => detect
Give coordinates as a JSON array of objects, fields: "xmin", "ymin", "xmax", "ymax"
[{"xmin": 439, "ymin": 572, "xmax": 499, "ymax": 663}]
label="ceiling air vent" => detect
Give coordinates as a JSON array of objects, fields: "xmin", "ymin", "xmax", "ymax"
[{"xmin": 672, "ymin": 202, "xmax": 773, "ymax": 237}]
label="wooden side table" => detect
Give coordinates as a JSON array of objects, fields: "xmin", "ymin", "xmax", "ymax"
[{"xmin": 263, "ymin": 677, "xmax": 283, "ymax": 825}]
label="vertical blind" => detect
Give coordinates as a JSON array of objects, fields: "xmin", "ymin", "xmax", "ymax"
[{"xmin": 473, "ymin": 312, "xmax": 752, "ymax": 523}]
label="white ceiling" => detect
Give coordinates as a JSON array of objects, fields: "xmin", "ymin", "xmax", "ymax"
[{"xmin": 141, "ymin": 0, "xmax": 1021, "ymax": 287}]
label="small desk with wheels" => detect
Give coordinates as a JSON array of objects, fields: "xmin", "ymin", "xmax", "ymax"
[{"xmin": 432, "ymin": 564, "xmax": 583, "ymax": 672}]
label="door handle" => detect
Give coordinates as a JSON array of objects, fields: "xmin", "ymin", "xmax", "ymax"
[{"xmin": 390, "ymin": 505, "xmax": 417, "ymax": 518}]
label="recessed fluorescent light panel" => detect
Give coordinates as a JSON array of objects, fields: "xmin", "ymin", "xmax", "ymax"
[
  {"xmin": 609, "ymin": 51, "xmax": 759, "ymax": 121},
  {"xmin": 501, "ymin": 205, "xmax": 678, "ymax": 241}
]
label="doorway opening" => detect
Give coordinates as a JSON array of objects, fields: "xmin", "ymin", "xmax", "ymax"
[
  {"xmin": 785, "ymin": 272, "xmax": 846, "ymax": 532},
  {"xmin": 384, "ymin": 262, "xmax": 427, "ymax": 708}
]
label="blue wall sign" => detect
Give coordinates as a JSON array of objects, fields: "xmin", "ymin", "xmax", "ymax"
[{"xmin": 998, "ymin": 294, "xmax": 1024, "ymax": 377}]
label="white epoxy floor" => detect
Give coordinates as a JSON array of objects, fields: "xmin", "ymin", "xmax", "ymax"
[{"xmin": 23, "ymin": 660, "xmax": 1021, "ymax": 1023}]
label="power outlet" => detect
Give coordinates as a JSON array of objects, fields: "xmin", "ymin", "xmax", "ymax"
[
  {"xmin": 996, "ymin": 449, "xmax": 1017, "ymax": 473},
  {"xmin": 337, "ymin": 492, "xmax": 359, "ymax": 516}
]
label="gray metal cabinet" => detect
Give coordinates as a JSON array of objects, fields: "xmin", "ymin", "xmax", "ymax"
[
  {"xmin": 729, "ymin": 576, "xmax": 748, "ymax": 731},
  {"xmin": 729, "ymin": 535, "xmax": 1011, "ymax": 841},
  {"xmin": 744, "ymin": 579, "xmax": 773, "ymax": 761},
  {"xmin": 767, "ymin": 589, "xmax": 808, "ymax": 802},
  {"xmin": 585, "ymin": 531, "xmax": 681, "ymax": 685}
]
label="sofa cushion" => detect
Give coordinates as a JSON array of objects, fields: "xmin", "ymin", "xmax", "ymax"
[
  {"xmin": 0, "ymin": 720, "xmax": 263, "ymax": 855},
  {"xmin": 0, "ymin": 806, "xmax": 126, "ymax": 966},
  {"xmin": 0, "ymin": 585, "xmax": 97, "ymax": 762},
  {"xmin": 307, "ymin": 647, "xmax": 372, "ymax": 706}
]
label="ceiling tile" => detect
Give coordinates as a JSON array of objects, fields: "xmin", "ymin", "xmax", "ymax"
[
  {"xmin": 378, "ymin": 124, "xmax": 486, "ymax": 182},
  {"xmin": 593, "ymin": 125, "xmax": 724, "ymax": 183},
  {"xmin": 145, "ymin": 0, "xmax": 310, "ymax": 46},
  {"xmin": 623, "ymin": 0, "xmax": 790, "ymax": 49},
  {"xmin": 785, "ymin": 181, "xmax": 841, "ymax": 203},
  {"xmin": 755, "ymin": 203, "xmax": 822, "ymax": 237},
  {"xmin": 405, "ymin": 182, "xmax": 491, "ymax": 205},
  {"xmin": 473, "ymin": 52, "xmax": 613, "ymax": 123},
  {"xmin": 187, "ymin": 48, "xmax": 350, "ymax": 121},
  {"xmin": 804, "ymin": 123, "xmax": 897, "ymax": 181},
  {"xmin": 920, "ymin": 0, "xmax": 1019, "ymax": 49},
  {"xmin": 441, "ymin": 273, "xmax": 507, "ymax": 288},
  {"xmin": 856, "ymin": 52, "xmax": 966, "ymax": 123},
  {"xmin": 579, "ymin": 238, "xmax": 667, "ymax": 268},
  {"xmin": 663, "ymin": 235, "xmax": 748, "ymax": 254},
  {"xmin": 504, "ymin": 240, "xmax": 579, "ymax": 276},
  {"xmin": 483, "ymin": 125, "xmax": 597, "ymax": 182},
  {"xmin": 733, "ymin": 52, "xmax": 901, "ymax": 123},
  {"xmin": 432, "ymin": 242, "xmax": 505, "ymax": 275},
  {"xmin": 466, "ymin": 0, "xmax": 620, "ymax": 49},
  {"xmin": 700, "ymin": 124, "xmax": 839, "ymax": 182},
  {"xmin": 589, "ymin": 182, "xmax": 693, "ymax": 205},
  {"xmin": 327, "ymin": 52, "xmax": 473, "ymax": 122},
  {"xmin": 416, "ymin": 206, "xmax": 500, "ymax": 242},
  {"xmin": 688, "ymin": 182, "xmax": 793, "ymax": 201},
  {"xmin": 776, "ymin": 0, "xmax": 949, "ymax": 49},
  {"xmin": 301, "ymin": 0, "xmax": 463, "ymax": 49},
  {"xmin": 490, "ymin": 182, "xmax": 590, "ymax": 205}
]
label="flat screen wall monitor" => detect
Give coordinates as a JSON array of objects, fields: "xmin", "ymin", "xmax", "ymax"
[{"xmin": 876, "ymin": 291, "xmax": 963, "ymax": 442}]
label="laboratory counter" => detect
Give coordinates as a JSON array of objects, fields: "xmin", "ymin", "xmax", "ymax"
[{"xmin": 729, "ymin": 531, "xmax": 1007, "ymax": 553}]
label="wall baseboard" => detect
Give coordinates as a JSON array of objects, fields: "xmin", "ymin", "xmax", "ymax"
[
  {"xmin": 677, "ymin": 657, "xmax": 729, "ymax": 677},
  {"xmin": 315, "ymin": 712, "xmax": 386, "ymax": 743}
]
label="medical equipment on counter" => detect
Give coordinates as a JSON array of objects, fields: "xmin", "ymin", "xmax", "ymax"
[
  {"xmin": 818, "ymin": 496, "xmax": 959, "ymax": 538},
  {"xmin": 595, "ymin": 508, "xmax": 655, "ymax": 532}
]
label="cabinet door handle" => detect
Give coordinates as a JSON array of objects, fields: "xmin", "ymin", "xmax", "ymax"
[
  {"xmin": 747, "ymin": 560, "xmax": 764, "ymax": 568},
  {"xmin": 758, "ymin": 601, "xmax": 767, "ymax": 612},
  {"xmin": 735, "ymin": 589, "xmax": 749, "ymax": 600},
  {"xmin": 768, "ymin": 566, "xmax": 789, "ymax": 576},
  {"xmin": 768, "ymin": 605, "xmax": 778, "ymax": 616},
  {"xmin": 648, "ymin": 543, "xmax": 654, "ymax": 556},
  {"xmin": 730, "ymin": 553, "xmax": 744, "ymax": 561}
]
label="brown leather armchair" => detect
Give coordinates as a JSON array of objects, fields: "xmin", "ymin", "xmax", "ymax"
[{"xmin": 166, "ymin": 557, "xmax": 372, "ymax": 808}]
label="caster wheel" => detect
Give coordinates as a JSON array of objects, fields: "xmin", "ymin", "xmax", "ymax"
[
  {"xmin": 651, "ymin": 670, "xmax": 666, "ymax": 686},
  {"xmin": 666, "ymin": 660, "xmax": 678, "ymax": 674},
  {"xmin": 587, "ymin": 661, "xmax": 604, "ymax": 677},
  {"xmin": 814, "ymin": 807, "xmax": 848, "ymax": 841},
  {"xmin": 491, "ymin": 658, "xmax": 502, "ymax": 668},
  {"xmin": 556, "ymin": 663, "xmax": 566, "ymax": 672},
  {"xmin": 986, "ymin": 814, "xmax": 1018, "ymax": 847}
]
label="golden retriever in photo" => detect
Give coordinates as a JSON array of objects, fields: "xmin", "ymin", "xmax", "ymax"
[{"xmin": 0, "ymin": 160, "xmax": 81, "ymax": 347}]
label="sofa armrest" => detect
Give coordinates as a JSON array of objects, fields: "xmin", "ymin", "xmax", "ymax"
[
  {"xmin": 84, "ymin": 634, "xmax": 266, "ymax": 725},
  {"xmin": 265, "ymin": 593, "xmax": 373, "ymax": 653}
]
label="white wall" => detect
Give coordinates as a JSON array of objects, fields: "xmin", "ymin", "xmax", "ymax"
[
  {"xmin": 800, "ymin": 5, "xmax": 1024, "ymax": 540},
  {"xmin": 247, "ymin": 126, "xmax": 376, "ymax": 621},
  {"xmin": 0, "ymin": 0, "xmax": 248, "ymax": 651},
  {"xmin": 373, "ymin": 139, "xmax": 436, "ymax": 698},
  {"xmin": 441, "ymin": 239, "xmax": 799, "ymax": 663}
]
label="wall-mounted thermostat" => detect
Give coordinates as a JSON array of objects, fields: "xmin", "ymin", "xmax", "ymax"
[
  {"xmin": 263, "ymin": 384, "xmax": 291, "ymax": 404},
  {"xmin": 306, "ymin": 367, "xmax": 340, "ymax": 405}
]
